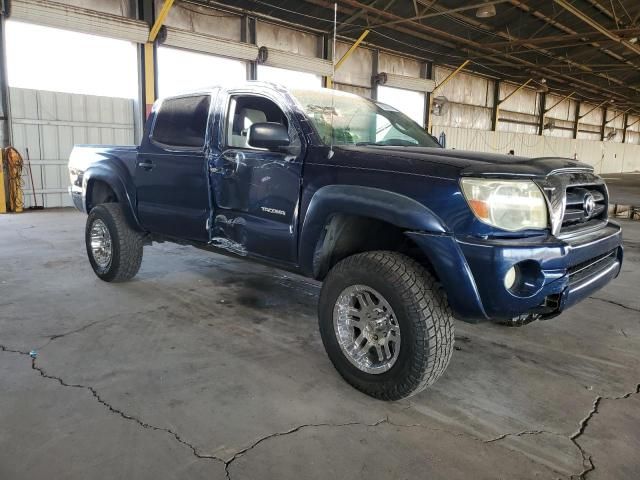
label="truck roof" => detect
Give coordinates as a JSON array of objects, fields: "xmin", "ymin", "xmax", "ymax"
[
  {"xmin": 159, "ymin": 80, "xmax": 288, "ymax": 100},
  {"xmin": 158, "ymin": 82, "xmax": 363, "ymax": 103}
]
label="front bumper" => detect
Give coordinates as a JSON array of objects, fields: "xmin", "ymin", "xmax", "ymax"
[
  {"xmin": 69, "ymin": 186, "xmax": 85, "ymax": 212},
  {"xmin": 407, "ymin": 222, "xmax": 623, "ymax": 323}
]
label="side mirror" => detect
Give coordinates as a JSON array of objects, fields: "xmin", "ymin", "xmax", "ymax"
[{"xmin": 248, "ymin": 122, "xmax": 290, "ymax": 150}]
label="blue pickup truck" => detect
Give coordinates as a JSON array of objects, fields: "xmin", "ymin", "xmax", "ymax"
[{"xmin": 69, "ymin": 82, "xmax": 623, "ymax": 400}]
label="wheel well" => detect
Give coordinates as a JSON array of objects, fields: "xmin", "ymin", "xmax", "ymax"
[
  {"xmin": 312, "ymin": 214, "xmax": 437, "ymax": 280},
  {"xmin": 87, "ymin": 180, "xmax": 118, "ymax": 210}
]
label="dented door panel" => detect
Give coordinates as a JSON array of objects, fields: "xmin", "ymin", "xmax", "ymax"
[{"xmin": 208, "ymin": 88, "xmax": 305, "ymax": 263}]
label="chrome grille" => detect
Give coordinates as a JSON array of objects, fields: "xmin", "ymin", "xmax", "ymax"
[
  {"xmin": 567, "ymin": 248, "xmax": 618, "ymax": 286},
  {"xmin": 534, "ymin": 169, "xmax": 606, "ymax": 237},
  {"xmin": 561, "ymin": 184, "xmax": 607, "ymax": 231}
]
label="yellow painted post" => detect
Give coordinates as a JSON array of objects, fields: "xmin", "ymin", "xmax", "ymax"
[
  {"xmin": 327, "ymin": 29, "xmax": 370, "ymax": 88},
  {"xmin": 432, "ymin": 60, "xmax": 470, "ymax": 95},
  {"xmin": 144, "ymin": 42, "xmax": 155, "ymax": 118},
  {"xmin": 545, "ymin": 91, "xmax": 575, "ymax": 115},
  {"xmin": 626, "ymin": 117, "xmax": 640, "ymax": 129},
  {"xmin": 427, "ymin": 60, "xmax": 470, "ymax": 132},
  {"xmin": 498, "ymin": 78, "xmax": 533, "ymax": 106},
  {"xmin": 335, "ymin": 30, "xmax": 370, "ymax": 71},
  {"xmin": 578, "ymin": 100, "xmax": 608, "ymax": 120},
  {"xmin": 149, "ymin": 0, "xmax": 174, "ymax": 42},
  {"xmin": 492, "ymin": 78, "xmax": 533, "ymax": 131},
  {"xmin": 144, "ymin": 0, "xmax": 174, "ymax": 117}
]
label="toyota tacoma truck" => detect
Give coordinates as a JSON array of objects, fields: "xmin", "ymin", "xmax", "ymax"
[{"xmin": 68, "ymin": 82, "xmax": 623, "ymax": 400}]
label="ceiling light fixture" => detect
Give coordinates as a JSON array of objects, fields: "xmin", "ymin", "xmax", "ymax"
[{"xmin": 476, "ymin": 2, "xmax": 497, "ymax": 18}]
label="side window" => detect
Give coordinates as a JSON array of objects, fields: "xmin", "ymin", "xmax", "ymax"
[
  {"xmin": 152, "ymin": 95, "xmax": 211, "ymax": 148},
  {"xmin": 226, "ymin": 95, "xmax": 289, "ymax": 149}
]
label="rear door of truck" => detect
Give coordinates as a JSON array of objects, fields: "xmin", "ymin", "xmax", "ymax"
[{"xmin": 135, "ymin": 92, "xmax": 215, "ymax": 242}]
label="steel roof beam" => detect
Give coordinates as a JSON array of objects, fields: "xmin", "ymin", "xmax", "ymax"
[
  {"xmin": 552, "ymin": 0, "xmax": 640, "ymax": 56},
  {"xmin": 303, "ymin": 0, "xmax": 640, "ymax": 111},
  {"xmin": 482, "ymin": 27, "xmax": 640, "ymax": 48},
  {"xmin": 340, "ymin": 1, "xmax": 508, "ymax": 34}
]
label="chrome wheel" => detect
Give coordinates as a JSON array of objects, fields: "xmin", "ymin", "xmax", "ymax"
[
  {"xmin": 333, "ymin": 285, "xmax": 401, "ymax": 374},
  {"xmin": 90, "ymin": 219, "xmax": 112, "ymax": 268}
]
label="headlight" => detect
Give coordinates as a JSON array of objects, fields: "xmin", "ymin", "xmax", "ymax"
[{"xmin": 460, "ymin": 178, "xmax": 548, "ymax": 231}]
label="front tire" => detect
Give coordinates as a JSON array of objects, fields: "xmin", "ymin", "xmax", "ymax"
[
  {"xmin": 318, "ymin": 251, "xmax": 454, "ymax": 400},
  {"xmin": 85, "ymin": 203, "xmax": 143, "ymax": 282}
]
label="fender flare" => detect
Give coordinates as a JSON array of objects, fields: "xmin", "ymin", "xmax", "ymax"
[
  {"xmin": 83, "ymin": 163, "xmax": 142, "ymax": 231},
  {"xmin": 299, "ymin": 185, "xmax": 448, "ymax": 276}
]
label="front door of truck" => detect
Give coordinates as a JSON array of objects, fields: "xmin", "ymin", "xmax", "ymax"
[
  {"xmin": 136, "ymin": 93, "xmax": 213, "ymax": 242},
  {"xmin": 208, "ymin": 91, "xmax": 304, "ymax": 264}
]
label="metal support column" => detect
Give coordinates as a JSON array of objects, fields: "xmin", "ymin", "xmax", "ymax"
[
  {"xmin": 141, "ymin": 0, "xmax": 174, "ymax": 118},
  {"xmin": 0, "ymin": 9, "xmax": 11, "ymax": 213},
  {"xmin": 137, "ymin": 0, "xmax": 155, "ymax": 132},
  {"xmin": 428, "ymin": 60, "xmax": 469, "ymax": 133},
  {"xmin": 541, "ymin": 91, "xmax": 574, "ymax": 136},
  {"xmin": 242, "ymin": 15, "xmax": 257, "ymax": 80},
  {"xmin": 537, "ymin": 92, "xmax": 546, "ymax": 136},
  {"xmin": 573, "ymin": 101, "xmax": 581, "ymax": 139},
  {"xmin": 494, "ymin": 78, "xmax": 532, "ymax": 132},
  {"xmin": 491, "ymin": 80, "xmax": 500, "ymax": 131},
  {"xmin": 600, "ymin": 107, "xmax": 608, "ymax": 141},
  {"xmin": 321, "ymin": 33, "xmax": 331, "ymax": 88},
  {"xmin": 422, "ymin": 61, "xmax": 432, "ymax": 130},
  {"xmin": 371, "ymin": 49, "xmax": 379, "ymax": 101},
  {"xmin": 625, "ymin": 117, "xmax": 640, "ymax": 144},
  {"xmin": 328, "ymin": 29, "xmax": 369, "ymax": 88},
  {"xmin": 622, "ymin": 113, "xmax": 629, "ymax": 144}
]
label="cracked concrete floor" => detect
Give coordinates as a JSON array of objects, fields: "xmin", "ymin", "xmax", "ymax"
[{"xmin": 1, "ymin": 209, "xmax": 639, "ymax": 480}]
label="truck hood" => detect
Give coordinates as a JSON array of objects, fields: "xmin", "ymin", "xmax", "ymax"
[{"xmin": 335, "ymin": 145, "xmax": 593, "ymax": 179}]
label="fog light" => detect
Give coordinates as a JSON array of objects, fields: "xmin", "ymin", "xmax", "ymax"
[
  {"xmin": 504, "ymin": 261, "xmax": 545, "ymax": 298},
  {"xmin": 504, "ymin": 266, "xmax": 517, "ymax": 290}
]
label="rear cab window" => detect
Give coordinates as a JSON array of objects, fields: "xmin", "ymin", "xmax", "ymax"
[{"xmin": 151, "ymin": 95, "xmax": 211, "ymax": 149}]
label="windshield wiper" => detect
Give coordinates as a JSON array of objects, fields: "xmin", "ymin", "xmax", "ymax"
[{"xmin": 356, "ymin": 140, "xmax": 417, "ymax": 147}]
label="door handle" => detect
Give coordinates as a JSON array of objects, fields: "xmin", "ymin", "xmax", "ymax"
[{"xmin": 138, "ymin": 161, "xmax": 154, "ymax": 170}]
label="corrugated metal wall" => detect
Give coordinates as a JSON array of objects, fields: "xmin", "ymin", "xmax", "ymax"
[
  {"xmin": 9, "ymin": 87, "xmax": 135, "ymax": 207},
  {"xmin": 431, "ymin": 67, "xmax": 492, "ymax": 130},
  {"xmin": 378, "ymin": 51, "xmax": 421, "ymax": 77},
  {"xmin": 159, "ymin": 0, "xmax": 242, "ymax": 41},
  {"xmin": 334, "ymin": 41, "xmax": 373, "ymax": 97},
  {"xmin": 433, "ymin": 125, "xmax": 640, "ymax": 174}
]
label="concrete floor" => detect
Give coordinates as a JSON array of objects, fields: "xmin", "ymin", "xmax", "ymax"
[
  {"xmin": 1, "ymin": 209, "xmax": 639, "ymax": 480},
  {"xmin": 603, "ymin": 172, "xmax": 640, "ymax": 206}
]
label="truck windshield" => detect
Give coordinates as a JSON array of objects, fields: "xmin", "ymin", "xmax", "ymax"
[{"xmin": 291, "ymin": 88, "xmax": 441, "ymax": 148}]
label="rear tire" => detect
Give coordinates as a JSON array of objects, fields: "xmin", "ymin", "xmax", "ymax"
[
  {"xmin": 318, "ymin": 251, "xmax": 454, "ymax": 400},
  {"xmin": 85, "ymin": 203, "xmax": 143, "ymax": 282}
]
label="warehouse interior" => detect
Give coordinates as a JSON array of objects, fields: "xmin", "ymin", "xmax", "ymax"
[{"xmin": 1, "ymin": 1, "xmax": 639, "ymax": 479}]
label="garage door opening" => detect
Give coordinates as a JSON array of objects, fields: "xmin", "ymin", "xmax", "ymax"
[
  {"xmin": 5, "ymin": 20, "xmax": 138, "ymax": 98},
  {"xmin": 257, "ymin": 65, "xmax": 322, "ymax": 89},
  {"xmin": 377, "ymin": 85, "xmax": 426, "ymax": 126},
  {"xmin": 157, "ymin": 47, "xmax": 247, "ymax": 97}
]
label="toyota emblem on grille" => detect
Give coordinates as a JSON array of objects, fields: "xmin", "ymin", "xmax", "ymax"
[{"xmin": 583, "ymin": 192, "xmax": 596, "ymax": 219}]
